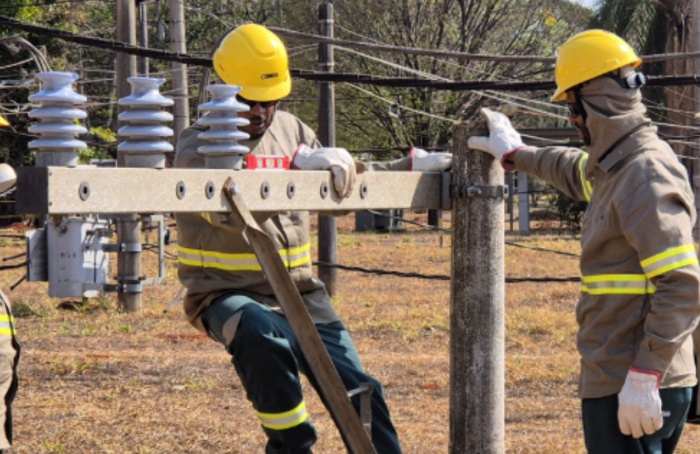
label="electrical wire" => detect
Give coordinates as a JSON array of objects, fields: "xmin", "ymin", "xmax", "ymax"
[{"xmin": 1, "ymin": 15, "xmax": 699, "ymax": 92}]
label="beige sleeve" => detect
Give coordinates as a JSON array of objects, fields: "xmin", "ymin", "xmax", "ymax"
[{"xmin": 0, "ymin": 290, "xmax": 18, "ymax": 449}]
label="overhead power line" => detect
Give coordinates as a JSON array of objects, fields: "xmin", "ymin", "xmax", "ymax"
[
  {"xmin": 271, "ymin": 27, "xmax": 556, "ymax": 63},
  {"xmin": 269, "ymin": 27, "xmax": 700, "ymax": 65},
  {"xmin": 1, "ymin": 15, "xmax": 700, "ymax": 91},
  {"xmin": 0, "ymin": 14, "xmax": 212, "ymax": 67}
]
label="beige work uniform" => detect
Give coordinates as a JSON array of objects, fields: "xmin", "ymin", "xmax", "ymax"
[
  {"xmin": 512, "ymin": 76, "xmax": 700, "ymax": 399},
  {"xmin": 174, "ymin": 110, "xmax": 341, "ymax": 333},
  {"xmin": 0, "ymin": 290, "xmax": 18, "ymax": 450}
]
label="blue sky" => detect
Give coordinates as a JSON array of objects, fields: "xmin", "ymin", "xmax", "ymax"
[{"xmin": 569, "ymin": 0, "xmax": 598, "ymax": 8}]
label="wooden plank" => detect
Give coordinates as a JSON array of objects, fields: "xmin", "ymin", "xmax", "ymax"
[{"xmin": 222, "ymin": 178, "xmax": 376, "ymax": 454}]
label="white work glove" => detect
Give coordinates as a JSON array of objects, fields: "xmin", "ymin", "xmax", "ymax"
[
  {"xmin": 411, "ymin": 147, "xmax": 452, "ymax": 171},
  {"xmin": 0, "ymin": 163, "xmax": 16, "ymax": 196},
  {"xmin": 467, "ymin": 108, "xmax": 525, "ymax": 166},
  {"xmin": 292, "ymin": 144, "xmax": 358, "ymax": 198},
  {"xmin": 617, "ymin": 368, "xmax": 663, "ymax": 439}
]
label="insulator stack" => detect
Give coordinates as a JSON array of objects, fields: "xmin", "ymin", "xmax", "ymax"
[
  {"xmin": 117, "ymin": 77, "xmax": 174, "ymax": 169},
  {"xmin": 197, "ymin": 84, "xmax": 250, "ymax": 169},
  {"xmin": 28, "ymin": 72, "xmax": 88, "ymax": 167}
]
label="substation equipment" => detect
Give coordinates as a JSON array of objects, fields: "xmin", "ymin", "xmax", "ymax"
[{"xmin": 15, "ymin": 72, "xmax": 502, "ymax": 454}]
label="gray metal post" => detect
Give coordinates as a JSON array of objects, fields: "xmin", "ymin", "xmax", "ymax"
[
  {"xmin": 115, "ymin": 77, "xmax": 174, "ymax": 312},
  {"xmin": 450, "ymin": 122, "xmax": 505, "ymax": 453},
  {"xmin": 169, "ymin": 0, "xmax": 190, "ymax": 160},
  {"xmin": 137, "ymin": 0, "xmax": 149, "ymax": 76},
  {"xmin": 517, "ymin": 172, "xmax": 529, "ymax": 232},
  {"xmin": 116, "ymin": 214, "xmax": 142, "ymax": 312},
  {"xmin": 506, "ymin": 172, "xmax": 514, "ymax": 232},
  {"xmin": 115, "ymin": 0, "xmax": 137, "ymax": 166},
  {"xmin": 317, "ymin": 3, "xmax": 337, "ymax": 296}
]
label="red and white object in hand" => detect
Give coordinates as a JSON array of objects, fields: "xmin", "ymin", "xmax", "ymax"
[{"xmin": 246, "ymin": 154, "xmax": 290, "ymax": 170}]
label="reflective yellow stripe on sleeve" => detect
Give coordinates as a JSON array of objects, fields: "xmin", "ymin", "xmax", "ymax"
[
  {"xmin": 640, "ymin": 244, "xmax": 699, "ymax": 279},
  {"xmin": 256, "ymin": 401, "xmax": 309, "ymax": 430},
  {"xmin": 177, "ymin": 243, "xmax": 312, "ymax": 271},
  {"xmin": 0, "ymin": 314, "xmax": 16, "ymax": 336},
  {"xmin": 578, "ymin": 154, "xmax": 593, "ymax": 202},
  {"xmin": 280, "ymin": 243, "xmax": 312, "ymax": 268},
  {"xmin": 581, "ymin": 274, "xmax": 655, "ymax": 295}
]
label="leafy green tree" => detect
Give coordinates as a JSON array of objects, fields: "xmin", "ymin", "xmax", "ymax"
[
  {"xmin": 0, "ymin": 0, "xmax": 592, "ymax": 165},
  {"xmin": 590, "ymin": 0, "xmax": 694, "ymax": 154},
  {"xmin": 272, "ymin": 0, "xmax": 590, "ymax": 152}
]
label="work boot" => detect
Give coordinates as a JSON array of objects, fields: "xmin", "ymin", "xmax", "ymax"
[{"xmin": 265, "ymin": 439, "xmax": 312, "ymax": 454}]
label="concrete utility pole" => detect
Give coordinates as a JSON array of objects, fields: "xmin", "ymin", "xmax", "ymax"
[
  {"xmin": 450, "ymin": 122, "xmax": 505, "ymax": 453},
  {"xmin": 169, "ymin": 0, "xmax": 190, "ymax": 157},
  {"xmin": 317, "ymin": 3, "xmax": 338, "ymax": 296}
]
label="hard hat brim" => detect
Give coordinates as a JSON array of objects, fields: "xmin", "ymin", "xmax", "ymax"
[
  {"xmin": 239, "ymin": 78, "xmax": 292, "ymax": 103},
  {"xmin": 0, "ymin": 115, "xmax": 8, "ymax": 127},
  {"xmin": 551, "ymin": 88, "xmax": 567, "ymax": 103}
]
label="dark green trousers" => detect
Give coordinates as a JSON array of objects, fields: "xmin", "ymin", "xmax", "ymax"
[
  {"xmin": 582, "ymin": 387, "xmax": 692, "ymax": 454},
  {"xmin": 201, "ymin": 293, "xmax": 402, "ymax": 454}
]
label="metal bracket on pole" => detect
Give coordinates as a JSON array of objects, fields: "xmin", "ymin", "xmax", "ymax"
[
  {"xmin": 102, "ymin": 242, "xmax": 143, "ymax": 252},
  {"xmin": 440, "ymin": 172, "xmax": 453, "ymax": 211},
  {"xmin": 450, "ymin": 183, "xmax": 508, "ymax": 199},
  {"xmin": 102, "ymin": 281, "xmax": 143, "ymax": 293},
  {"xmin": 221, "ymin": 178, "xmax": 376, "ymax": 454},
  {"xmin": 347, "ymin": 382, "xmax": 374, "ymax": 438}
]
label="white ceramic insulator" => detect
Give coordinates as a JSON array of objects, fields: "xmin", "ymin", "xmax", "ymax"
[
  {"xmin": 197, "ymin": 84, "xmax": 251, "ymax": 169},
  {"xmin": 28, "ymin": 72, "xmax": 88, "ymax": 167},
  {"xmin": 117, "ymin": 77, "xmax": 174, "ymax": 168}
]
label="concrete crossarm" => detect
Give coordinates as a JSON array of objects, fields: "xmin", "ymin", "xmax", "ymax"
[{"xmin": 16, "ymin": 167, "xmax": 451, "ymax": 215}]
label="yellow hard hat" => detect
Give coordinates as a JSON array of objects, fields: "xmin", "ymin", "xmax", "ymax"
[
  {"xmin": 551, "ymin": 29, "xmax": 642, "ymax": 102},
  {"xmin": 213, "ymin": 24, "xmax": 291, "ymax": 102},
  {"xmin": 0, "ymin": 115, "xmax": 8, "ymax": 127}
]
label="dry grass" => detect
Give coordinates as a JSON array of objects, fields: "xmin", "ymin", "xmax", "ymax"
[{"xmin": 2, "ymin": 212, "xmax": 699, "ymax": 453}]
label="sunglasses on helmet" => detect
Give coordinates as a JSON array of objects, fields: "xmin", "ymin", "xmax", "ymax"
[{"xmin": 236, "ymin": 94, "xmax": 279, "ymax": 109}]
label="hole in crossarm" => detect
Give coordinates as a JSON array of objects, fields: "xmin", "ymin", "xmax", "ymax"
[
  {"xmin": 79, "ymin": 182, "xmax": 91, "ymax": 201},
  {"xmin": 205, "ymin": 181, "xmax": 216, "ymax": 200},
  {"xmin": 176, "ymin": 181, "xmax": 187, "ymax": 200}
]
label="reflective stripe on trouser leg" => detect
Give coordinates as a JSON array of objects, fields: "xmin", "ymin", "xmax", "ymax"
[
  {"xmin": 256, "ymin": 401, "xmax": 309, "ymax": 430},
  {"xmin": 200, "ymin": 295, "xmax": 317, "ymax": 452}
]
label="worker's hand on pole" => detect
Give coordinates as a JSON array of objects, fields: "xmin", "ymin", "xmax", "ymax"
[
  {"xmin": 467, "ymin": 107, "xmax": 524, "ymax": 168},
  {"xmin": 292, "ymin": 144, "xmax": 360, "ymax": 198},
  {"xmin": 617, "ymin": 368, "xmax": 663, "ymax": 438},
  {"xmin": 410, "ymin": 147, "xmax": 452, "ymax": 171}
]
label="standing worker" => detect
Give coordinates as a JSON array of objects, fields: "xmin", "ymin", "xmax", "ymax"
[
  {"xmin": 468, "ymin": 30, "xmax": 700, "ymax": 453},
  {"xmin": 174, "ymin": 24, "xmax": 441, "ymax": 453},
  {"xmin": 0, "ymin": 114, "xmax": 20, "ymax": 454}
]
